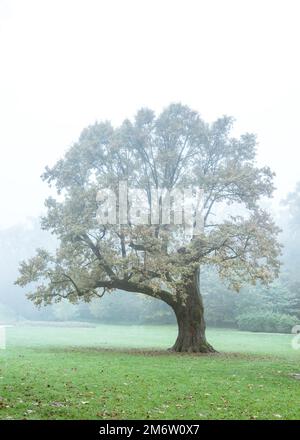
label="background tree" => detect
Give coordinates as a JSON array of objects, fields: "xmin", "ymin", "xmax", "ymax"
[
  {"xmin": 0, "ymin": 220, "xmax": 55, "ymax": 322},
  {"xmin": 88, "ymin": 291, "xmax": 173, "ymax": 324},
  {"xmin": 16, "ymin": 104, "xmax": 281, "ymax": 352},
  {"xmin": 282, "ymin": 182, "xmax": 300, "ymax": 280}
]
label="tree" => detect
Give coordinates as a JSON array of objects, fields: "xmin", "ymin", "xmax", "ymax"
[
  {"xmin": 280, "ymin": 182, "xmax": 300, "ymax": 316},
  {"xmin": 201, "ymin": 268, "xmax": 238, "ymax": 328},
  {"xmin": 88, "ymin": 291, "xmax": 173, "ymax": 324},
  {"xmin": 202, "ymin": 269, "xmax": 299, "ymax": 329},
  {"xmin": 16, "ymin": 104, "xmax": 281, "ymax": 352},
  {"xmin": 282, "ymin": 182, "xmax": 300, "ymax": 280},
  {"xmin": 52, "ymin": 300, "xmax": 79, "ymax": 321},
  {"xmin": 0, "ymin": 219, "xmax": 55, "ymax": 320}
]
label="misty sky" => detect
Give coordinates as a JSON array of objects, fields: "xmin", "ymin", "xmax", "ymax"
[{"xmin": 0, "ymin": 0, "xmax": 299, "ymax": 228}]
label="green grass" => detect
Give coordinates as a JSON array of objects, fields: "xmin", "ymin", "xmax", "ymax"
[{"xmin": 1, "ymin": 324, "xmax": 300, "ymax": 420}]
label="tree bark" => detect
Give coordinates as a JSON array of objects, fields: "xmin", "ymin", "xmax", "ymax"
[{"xmin": 170, "ymin": 269, "xmax": 216, "ymax": 353}]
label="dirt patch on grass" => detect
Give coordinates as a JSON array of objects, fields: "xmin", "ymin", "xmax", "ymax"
[{"xmin": 31, "ymin": 345, "xmax": 275, "ymax": 361}]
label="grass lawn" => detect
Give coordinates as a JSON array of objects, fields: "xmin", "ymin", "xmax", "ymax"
[{"xmin": 1, "ymin": 324, "xmax": 300, "ymax": 420}]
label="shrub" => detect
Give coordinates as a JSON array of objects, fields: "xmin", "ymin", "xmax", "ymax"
[{"xmin": 236, "ymin": 311, "xmax": 299, "ymax": 334}]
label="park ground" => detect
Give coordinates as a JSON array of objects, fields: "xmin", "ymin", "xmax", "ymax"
[{"xmin": 0, "ymin": 324, "xmax": 300, "ymax": 420}]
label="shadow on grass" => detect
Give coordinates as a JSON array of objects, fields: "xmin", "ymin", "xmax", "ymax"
[{"xmin": 25, "ymin": 345, "xmax": 278, "ymax": 361}]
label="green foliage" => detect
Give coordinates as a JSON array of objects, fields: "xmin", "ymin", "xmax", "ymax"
[
  {"xmin": 281, "ymin": 182, "xmax": 300, "ymax": 281},
  {"xmin": 202, "ymin": 266, "xmax": 300, "ymax": 331},
  {"xmin": 236, "ymin": 311, "xmax": 298, "ymax": 333},
  {"xmin": 201, "ymin": 269, "xmax": 237, "ymax": 327},
  {"xmin": 88, "ymin": 291, "xmax": 174, "ymax": 324},
  {"xmin": 52, "ymin": 300, "xmax": 79, "ymax": 321}
]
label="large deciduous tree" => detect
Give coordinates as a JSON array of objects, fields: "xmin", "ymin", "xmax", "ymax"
[{"xmin": 16, "ymin": 104, "xmax": 281, "ymax": 352}]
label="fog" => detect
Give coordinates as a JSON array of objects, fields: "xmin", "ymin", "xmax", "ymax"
[
  {"xmin": 0, "ymin": 0, "xmax": 300, "ymax": 228},
  {"xmin": 0, "ymin": 0, "xmax": 300, "ymax": 330}
]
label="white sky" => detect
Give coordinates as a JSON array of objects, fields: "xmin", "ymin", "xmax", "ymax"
[{"xmin": 0, "ymin": 0, "xmax": 299, "ymax": 228}]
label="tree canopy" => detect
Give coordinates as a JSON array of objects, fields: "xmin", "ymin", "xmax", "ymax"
[{"xmin": 16, "ymin": 103, "xmax": 281, "ymax": 352}]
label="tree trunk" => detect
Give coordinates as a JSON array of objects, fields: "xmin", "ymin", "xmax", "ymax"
[{"xmin": 170, "ymin": 269, "xmax": 216, "ymax": 353}]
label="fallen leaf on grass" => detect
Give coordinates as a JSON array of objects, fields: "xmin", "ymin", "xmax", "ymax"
[{"xmin": 50, "ymin": 401, "xmax": 65, "ymax": 407}]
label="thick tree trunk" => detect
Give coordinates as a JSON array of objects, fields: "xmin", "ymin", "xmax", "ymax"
[{"xmin": 170, "ymin": 269, "xmax": 216, "ymax": 353}]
